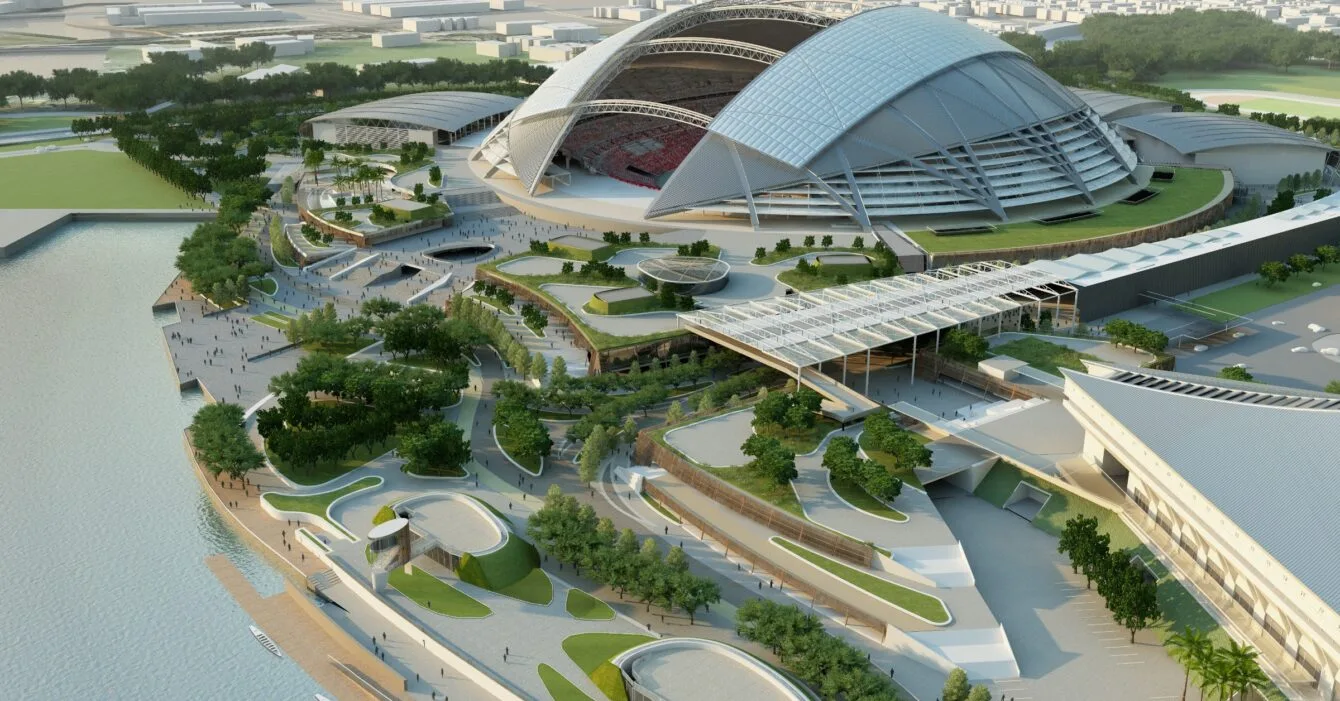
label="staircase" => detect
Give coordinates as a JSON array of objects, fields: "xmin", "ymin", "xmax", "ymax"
[{"xmin": 306, "ymin": 569, "xmax": 341, "ymax": 592}]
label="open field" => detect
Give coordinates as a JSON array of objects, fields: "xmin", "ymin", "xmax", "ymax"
[
  {"xmin": 0, "ymin": 115, "xmax": 72, "ymax": 134},
  {"xmin": 1156, "ymin": 66, "xmax": 1340, "ymax": 100},
  {"xmin": 1191, "ymin": 268, "xmax": 1340, "ymax": 316},
  {"xmin": 0, "ymin": 150, "xmax": 200, "ymax": 209},
  {"xmin": 906, "ymin": 168, "xmax": 1226, "ymax": 254},
  {"xmin": 1236, "ymin": 97, "xmax": 1340, "ymax": 120}
]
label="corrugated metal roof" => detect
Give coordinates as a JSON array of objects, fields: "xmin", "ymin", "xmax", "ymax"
[
  {"xmin": 1070, "ymin": 88, "xmax": 1170, "ymax": 119},
  {"xmin": 706, "ymin": 6, "xmax": 1023, "ymax": 168},
  {"xmin": 307, "ymin": 91, "xmax": 522, "ymax": 134},
  {"xmin": 1065, "ymin": 367, "xmax": 1340, "ymax": 614},
  {"xmin": 1115, "ymin": 112, "xmax": 1332, "ymax": 154}
]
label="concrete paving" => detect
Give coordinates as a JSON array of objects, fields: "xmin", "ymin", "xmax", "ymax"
[
  {"xmin": 410, "ymin": 496, "xmax": 505, "ymax": 554},
  {"xmin": 935, "ymin": 486, "xmax": 1193, "ymax": 701},
  {"xmin": 663, "ymin": 410, "xmax": 754, "ymax": 467},
  {"xmin": 631, "ymin": 646, "xmax": 788, "ymax": 701}
]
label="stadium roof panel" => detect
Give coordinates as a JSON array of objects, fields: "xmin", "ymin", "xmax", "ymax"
[
  {"xmin": 678, "ymin": 261, "xmax": 1072, "ymax": 366},
  {"xmin": 1115, "ymin": 112, "xmax": 1333, "ymax": 154},
  {"xmin": 1070, "ymin": 88, "xmax": 1170, "ymax": 119},
  {"xmin": 1065, "ymin": 364, "xmax": 1340, "ymax": 614},
  {"xmin": 307, "ymin": 91, "xmax": 522, "ymax": 134}
]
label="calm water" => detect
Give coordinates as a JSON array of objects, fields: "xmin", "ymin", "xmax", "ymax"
[{"xmin": 0, "ymin": 222, "xmax": 320, "ymax": 699}]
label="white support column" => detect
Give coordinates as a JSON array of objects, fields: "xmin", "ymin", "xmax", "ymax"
[
  {"xmin": 842, "ymin": 354, "xmax": 848, "ymax": 385},
  {"xmin": 864, "ymin": 348, "xmax": 871, "ymax": 395}
]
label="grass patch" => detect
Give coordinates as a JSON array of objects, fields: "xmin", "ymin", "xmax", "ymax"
[
  {"xmin": 0, "ymin": 150, "xmax": 202, "ymax": 209},
  {"xmin": 388, "ymin": 565, "xmax": 491, "ymax": 618},
  {"xmin": 752, "ymin": 246, "xmax": 863, "ymax": 265},
  {"xmin": 267, "ymin": 435, "xmax": 398, "ymax": 485},
  {"xmin": 565, "ymin": 588, "xmax": 615, "ymax": 621},
  {"xmin": 992, "ymin": 337, "xmax": 1099, "ymax": 377},
  {"xmin": 640, "ymin": 490, "xmax": 681, "ymax": 523},
  {"xmin": 905, "ymin": 167, "xmax": 1226, "ymax": 253},
  {"xmin": 756, "ymin": 418, "xmax": 842, "ymax": 454},
  {"xmin": 249, "ymin": 276, "xmax": 278, "ymax": 296},
  {"xmin": 457, "ymin": 530, "xmax": 551, "ymax": 604},
  {"xmin": 262, "ymin": 476, "xmax": 379, "ymax": 539},
  {"xmin": 776, "ymin": 266, "xmax": 883, "ymax": 292},
  {"xmin": 1236, "ymin": 96, "xmax": 1340, "ymax": 119},
  {"xmin": 538, "ymin": 663, "xmax": 596, "ymax": 701},
  {"xmin": 1155, "ymin": 66, "xmax": 1340, "ymax": 100},
  {"xmin": 830, "ymin": 476, "xmax": 907, "ymax": 521},
  {"xmin": 1190, "ymin": 268, "xmax": 1340, "ymax": 316},
  {"xmin": 476, "ymin": 294, "xmax": 515, "ymax": 316},
  {"xmin": 524, "ymin": 316, "xmax": 547, "ymax": 337},
  {"xmin": 497, "ymin": 428, "xmax": 543, "ymax": 474},
  {"xmin": 705, "ymin": 465, "xmax": 805, "ymax": 517},
  {"xmin": 562, "ymin": 633, "xmax": 655, "ymax": 676},
  {"xmin": 252, "ymin": 312, "xmax": 292, "ymax": 330},
  {"xmin": 858, "ymin": 431, "xmax": 928, "ymax": 490},
  {"xmin": 301, "ymin": 335, "xmax": 376, "ymax": 357},
  {"xmin": 772, "ymin": 537, "xmax": 950, "ymax": 624},
  {"xmin": 0, "ymin": 115, "xmax": 72, "ymax": 134}
]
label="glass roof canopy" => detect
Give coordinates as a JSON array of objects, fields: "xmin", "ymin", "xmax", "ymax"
[{"xmin": 678, "ymin": 261, "xmax": 1074, "ymax": 367}]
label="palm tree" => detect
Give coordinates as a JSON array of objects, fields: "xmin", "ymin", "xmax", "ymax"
[
  {"xmin": 1200, "ymin": 656, "xmax": 1234, "ymax": 701},
  {"xmin": 1167, "ymin": 628, "xmax": 1215, "ymax": 701},
  {"xmin": 1220, "ymin": 640, "xmax": 1269, "ymax": 700}
]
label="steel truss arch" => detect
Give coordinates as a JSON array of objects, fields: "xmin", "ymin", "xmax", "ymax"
[
  {"xmin": 630, "ymin": 37, "xmax": 786, "ymax": 65},
  {"xmin": 575, "ymin": 100, "xmax": 714, "ymax": 128},
  {"xmin": 647, "ymin": 3, "xmax": 838, "ymax": 39}
]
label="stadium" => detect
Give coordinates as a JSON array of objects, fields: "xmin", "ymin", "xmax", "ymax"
[{"xmin": 471, "ymin": 1, "xmax": 1150, "ymax": 233}]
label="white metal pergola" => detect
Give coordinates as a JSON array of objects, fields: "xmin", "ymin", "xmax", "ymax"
[{"xmin": 679, "ymin": 260, "xmax": 1078, "ymax": 390}]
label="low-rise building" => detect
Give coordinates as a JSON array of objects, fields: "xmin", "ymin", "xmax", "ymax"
[{"xmin": 372, "ymin": 31, "xmax": 422, "ymax": 47}]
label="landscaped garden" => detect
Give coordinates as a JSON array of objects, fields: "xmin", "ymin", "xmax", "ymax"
[
  {"xmin": 858, "ymin": 420, "xmax": 931, "ymax": 490},
  {"xmin": 261, "ymin": 476, "xmax": 381, "ymax": 539},
  {"xmin": 992, "ymin": 336, "xmax": 1100, "ymax": 377},
  {"xmin": 266, "ymin": 436, "xmax": 399, "ymax": 486},
  {"xmin": 388, "ymin": 565, "xmax": 492, "ymax": 618},
  {"xmin": 457, "ymin": 529, "xmax": 552, "ymax": 605},
  {"xmin": 771, "ymin": 537, "xmax": 951, "ymax": 624},
  {"xmin": 0, "ymin": 150, "xmax": 202, "ymax": 209},
  {"xmin": 249, "ymin": 276, "xmax": 278, "ymax": 296},
  {"xmin": 1191, "ymin": 267, "xmax": 1340, "ymax": 316},
  {"xmin": 565, "ymin": 588, "xmax": 615, "ymax": 621},
  {"xmin": 904, "ymin": 167, "xmax": 1226, "ymax": 253}
]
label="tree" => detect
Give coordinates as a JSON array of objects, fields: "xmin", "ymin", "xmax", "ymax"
[
  {"xmin": 1257, "ymin": 260, "xmax": 1291, "ymax": 288},
  {"xmin": 852, "ymin": 235, "xmax": 864, "ymax": 249},
  {"xmin": 1058, "ymin": 515, "xmax": 1100, "ymax": 575},
  {"xmin": 621, "ymin": 415, "xmax": 638, "ymax": 443},
  {"xmin": 1288, "ymin": 252, "xmax": 1315, "ymax": 274},
  {"xmin": 361, "ymin": 297, "xmax": 403, "ymax": 320},
  {"xmin": 1326, "ymin": 380, "xmax": 1340, "ymax": 394},
  {"xmin": 1165, "ymin": 627, "xmax": 1214, "ymax": 701},
  {"xmin": 666, "ymin": 400, "xmax": 685, "ymax": 424},
  {"xmin": 279, "ymin": 175, "xmax": 295, "ymax": 206},
  {"xmin": 1218, "ymin": 366, "xmax": 1254, "ymax": 382},
  {"xmin": 303, "ymin": 147, "xmax": 325, "ymax": 184},
  {"xmin": 1317, "ymin": 245, "xmax": 1340, "ymax": 270},
  {"xmin": 578, "ymin": 425, "xmax": 608, "ymax": 483},
  {"xmin": 742, "ymin": 434, "xmax": 797, "ymax": 485},
  {"xmin": 530, "ymin": 352, "xmax": 548, "ymax": 384},
  {"xmin": 754, "ymin": 246, "xmax": 767, "ymax": 260},
  {"xmin": 1266, "ymin": 189, "xmax": 1294, "ymax": 214},
  {"xmin": 942, "ymin": 668, "xmax": 971, "ymax": 701},
  {"xmin": 803, "ymin": 235, "xmax": 815, "ymax": 247},
  {"xmin": 398, "ymin": 418, "xmax": 471, "ymax": 476},
  {"xmin": 1107, "ymin": 562, "xmax": 1159, "ymax": 642},
  {"xmin": 552, "ymin": 355, "xmax": 568, "ymax": 386},
  {"xmin": 821, "ymin": 234, "xmax": 833, "ymax": 249},
  {"xmin": 1219, "ymin": 640, "xmax": 1270, "ymax": 701},
  {"xmin": 189, "ymin": 402, "xmax": 265, "ymax": 479},
  {"xmin": 822, "ymin": 436, "xmax": 863, "ymax": 483},
  {"xmin": 428, "ymin": 164, "xmax": 442, "ymax": 185},
  {"xmin": 966, "ymin": 686, "xmax": 992, "ymax": 701},
  {"xmin": 696, "ymin": 392, "xmax": 715, "ymax": 414},
  {"xmin": 941, "ymin": 328, "xmax": 990, "ymax": 363}
]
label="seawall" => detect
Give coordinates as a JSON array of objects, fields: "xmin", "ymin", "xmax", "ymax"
[{"xmin": 0, "ymin": 208, "xmax": 216, "ymax": 259}]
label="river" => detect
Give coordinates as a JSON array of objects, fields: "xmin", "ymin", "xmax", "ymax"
[{"xmin": 0, "ymin": 221, "xmax": 320, "ymax": 698}]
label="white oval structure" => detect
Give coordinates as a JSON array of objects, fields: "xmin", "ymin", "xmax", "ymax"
[
  {"xmin": 473, "ymin": 2, "xmax": 1140, "ymax": 230},
  {"xmin": 637, "ymin": 256, "xmax": 731, "ymax": 295},
  {"xmin": 611, "ymin": 638, "xmax": 811, "ymax": 701}
]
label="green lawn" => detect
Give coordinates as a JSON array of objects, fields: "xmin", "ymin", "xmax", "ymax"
[
  {"xmin": 251, "ymin": 311, "xmax": 292, "ymax": 330},
  {"xmin": 249, "ymin": 276, "xmax": 278, "ymax": 296},
  {"xmin": 565, "ymin": 588, "xmax": 615, "ymax": 621},
  {"xmin": 476, "ymin": 294, "xmax": 515, "ymax": 316},
  {"xmin": 772, "ymin": 537, "xmax": 950, "ymax": 624},
  {"xmin": 261, "ymin": 476, "xmax": 380, "ymax": 540},
  {"xmin": 0, "ymin": 150, "xmax": 201, "ymax": 209},
  {"xmin": 0, "ymin": 115, "xmax": 73, "ymax": 134},
  {"xmin": 562, "ymin": 633, "xmax": 655, "ymax": 675},
  {"xmin": 497, "ymin": 428, "xmax": 543, "ymax": 474},
  {"xmin": 1191, "ymin": 268, "xmax": 1340, "ymax": 316},
  {"xmin": 756, "ymin": 417, "xmax": 842, "ymax": 454},
  {"xmin": 538, "ymin": 663, "xmax": 596, "ymax": 701},
  {"xmin": 388, "ymin": 565, "xmax": 492, "ymax": 618},
  {"xmin": 752, "ymin": 245, "xmax": 864, "ymax": 265},
  {"xmin": 1236, "ymin": 97, "xmax": 1340, "ymax": 119},
  {"xmin": 992, "ymin": 337, "xmax": 1098, "ymax": 377},
  {"xmin": 1155, "ymin": 66, "xmax": 1340, "ymax": 100},
  {"xmin": 640, "ymin": 491, "xmax": 681, "ymax": 524},
  {"xmin": 858, "ymin": 431, "xmax": 928, "ymax": 490},
  {"xmin": 267, "ymin": 435, "xmax": 398, "ymax": 485},
  {"xmin": 830, "ymin": 476, "xmax": 907, "ymax": 522},
  {"xmin": 906, "ymin": 168, "xmax": 1226, "ymax": 253},
  {"xmin": 460, "ymin": 530, "xmax": 551, "ymax": 604},
  {"xmin": 705, "ymin": 465, "xmax": 805, "ymax": 517},
  {"xmin": 776, "ymin": 267, "xmax": 880, "ymax": 292}
]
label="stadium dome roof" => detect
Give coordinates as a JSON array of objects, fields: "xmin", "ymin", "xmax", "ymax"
[{"xmin": 474, "ymin": 2, "xmax": 1139, "ymax": 229}]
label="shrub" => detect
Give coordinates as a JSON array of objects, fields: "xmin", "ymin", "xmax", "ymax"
[
  {"xmin": 372, "ymin": 504, "xmax": 397, "ymax": 525},
  {"xmin": 591, "ymin": 662, "xmax": 629, "ymax": 701}
]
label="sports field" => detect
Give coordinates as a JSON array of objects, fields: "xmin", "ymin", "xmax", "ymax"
[
  {"xmin": 0, "ymin": 150, "xmax": 199, "ymax": 209},
  {"xmin": 1155, "ymin": 66, "xmax": 1340, "ymax": 100},
  {"xmin": 1234, "ymin": 97, "xmax": 1340, "ymax": 120},
  {"xmin": 906, "ymin": 167, "xmax": 1227, "ymax": 254}
]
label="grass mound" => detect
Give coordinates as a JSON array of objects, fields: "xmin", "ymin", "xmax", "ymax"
[{"xmin": 565, "ymin": 589, "xmax": 615, "ymax": 621}]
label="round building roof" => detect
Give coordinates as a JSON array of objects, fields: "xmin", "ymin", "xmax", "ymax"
[
  {"xmin": 637, "ymin": 256, "xmax": 730, "ymax": 284},
  {"xmin": 308, "ymin": 91, "xmax": 522, "ymax": 135},
  {"xmin": 368, "ymin": 517, "xmax": 409, "ymax": 541}
]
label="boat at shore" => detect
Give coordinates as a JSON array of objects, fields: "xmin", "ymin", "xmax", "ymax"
[{"xmin": 249, "ymin": 625, "xmax": 283, "ymax": 658}]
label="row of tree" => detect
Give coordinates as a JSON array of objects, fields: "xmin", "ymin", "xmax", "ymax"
[
  {"xmin": 940, "ymin": 669, "xmax": 993, "ymax": 701},
  {"xmin": 1105, "ymin": 318, "xmax": 1170, "ymax": 354},
  {"xmin": 1250, "ymin": 112, "xmax": 1340, "ymax": 149},
  {"xmin": 528, "ymin": 486, "xmax": 722, "ymax": 622},
  {"xmin": 735, "ymin": 598, "xmax": 901, "ymax": 701},
  {"xmin": 1257, "ymin": 244, "xmax": 1339, "ymax": 287},
  {"xmin": 1057, "ymin": 515, "xmax": 1160, "ymax": 643},
  {"xmin": 451, "ymin": 295, "xmax": 549, "ymax": 383},
  {"xmin": 284, "ymin": 302, "xmax": 368, "ymax": 348},
  {"xmin": 493, "ymin": 387, "xmax": 554, "ymax": 467},
  {"xmin": 189, "ymin": 403, "xmax": 265, "ymax": 479}
]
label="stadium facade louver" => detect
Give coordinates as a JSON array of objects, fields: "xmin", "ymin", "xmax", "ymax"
[{"xmin": 473, "ymin": 1, "xmax": 1140, "ymax": 229}]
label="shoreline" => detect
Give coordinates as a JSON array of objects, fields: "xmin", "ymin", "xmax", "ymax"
[{"xmin": 0, "ymin": 208, "xmax": 215, "ymax": 259}]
